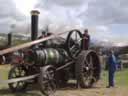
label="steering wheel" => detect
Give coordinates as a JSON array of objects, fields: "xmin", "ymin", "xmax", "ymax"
[{"xmin": 66, "ymin": 29, "xmax": 83, "ymax": 59}]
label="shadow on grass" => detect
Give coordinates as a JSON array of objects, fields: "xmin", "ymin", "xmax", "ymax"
[
  {"xmin": 58, "ymin": 83, "xmax": 77, "ymax": 90},
  {"xmin": 58, "ymin": 83, "xmax": 102, "ymax": 91},
  {"xmin": 0, "ymin": 86, "xmax": 42, "ymax": 96},
  {"xmin": 0, "ymin": 83, "xmax": 103, "ymax": 96}
]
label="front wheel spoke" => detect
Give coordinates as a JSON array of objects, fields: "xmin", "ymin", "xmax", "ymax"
[
  {"xmin": 18, "ymin": 67, "xmax": 22, "ymax": 74},
  {"xmin": 16, "ymin": 68, "xmax": 20, "ymax": 75},
  {"xmin": 19, "ymin": 82, "xmax": 23, "ymax": 86},
  {"xmin": 14, "ymin": 69, "xmax": 19, "ymax": 76},
  {"xmin": 21, "ymin": 71, "xmax": 25, "ymax": 76},
  {"xmin": 12, "ymin": 82, "xmax": 17, "ymax": 88},
  {"xmin": 12, "ymin": 72, "xmax": 17, "ymax": 78},
  {"xmin": 16, "ymin": 82, "xmax": 20, "ymax": 88}
]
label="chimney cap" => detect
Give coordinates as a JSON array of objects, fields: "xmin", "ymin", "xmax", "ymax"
[{"xmin": 31, "ymin": 10, "xmax": 40, "ymax": 15}]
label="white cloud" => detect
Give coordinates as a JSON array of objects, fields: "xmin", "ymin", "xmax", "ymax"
[
  {"xmin": 86, "ymin": 0, "xmax": 128, "ymax": 24},
  {"xmin": 0, "ymin": 0, "xmax": 26, "ymax": 33},
  {"xmin": 13, "ymin": 0, "xmax": 38, "ymax": 16},
  {"xmin": 37, "ymin": 0, "xmax": 88, "ymax": 7},
  {"xmin": 36, "ymin": 0, "xmax": 89, "ymax": 31},
  {"xmin": 0, "ymin": 0, "xmax": 128, "ymax": 46},
  {"xmin": 90, "ymin": 25, "xmax": 111, "ymax": 40}
]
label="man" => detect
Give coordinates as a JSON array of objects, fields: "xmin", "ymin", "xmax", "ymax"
[
  {"xmin": 106, "ymin": 50, "xmax": 117, "ymax": 88},
  {"xmin": 83, "ymin": 29, "xmax": 90, "ymax": 50}
]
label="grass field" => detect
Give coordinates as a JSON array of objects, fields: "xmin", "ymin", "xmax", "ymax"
[{"xmin": 0, "ymin": 65, "xmax": 127, "ymax": 96}]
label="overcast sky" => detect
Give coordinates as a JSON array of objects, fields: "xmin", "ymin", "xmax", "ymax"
[{"xmin": 0, "ymin": 0, "xmax": 128, "ymax": 46}]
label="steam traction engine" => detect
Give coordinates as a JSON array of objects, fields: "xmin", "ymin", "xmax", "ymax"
[{"xmin": 6, "ymin": 10, "xmax": 101, "ymax": 96}]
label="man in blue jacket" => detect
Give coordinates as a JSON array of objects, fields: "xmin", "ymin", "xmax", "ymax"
[{"xmin": 106, "ymin": 50, "xmax": 117, "ymax": 88}]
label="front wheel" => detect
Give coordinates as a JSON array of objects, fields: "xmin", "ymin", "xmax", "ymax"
[{"xmin": 38, "ymin": 66, "xmax": 56, "ymax": 96}]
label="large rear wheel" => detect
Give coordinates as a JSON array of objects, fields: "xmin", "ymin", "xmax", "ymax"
[{"xmin": 75, "ymin": 50, "xmax": 101, "ymax": 88}]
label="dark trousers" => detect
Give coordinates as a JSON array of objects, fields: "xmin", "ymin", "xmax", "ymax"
[{"xmin": 108, "ymin": 71, "xmax": 115, "ymax": 86}]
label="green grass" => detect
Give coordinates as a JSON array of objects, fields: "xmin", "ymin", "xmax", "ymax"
[
  {"xmin": 101, "ymin": 69, "xmax": 128, "ymax": 87},
  {"xmin": 115, "ymin": 69, "xmax": 128, "ymax": 86},
  {"xmin": 0, "ymin": 65, "xmax": 10, "ymax": 79},
  {"xmin": 0, "ymin": 65, "xmax": 127, "ymax": 96}
]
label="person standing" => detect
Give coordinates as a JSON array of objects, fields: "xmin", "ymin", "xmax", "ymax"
[
  {"xmin": 106, "ymin": 50, "xmax": 117, "ymax": 88},
  {"xmin": 83, "ymin": 29, "xmax": 90, "ymax": 50}
]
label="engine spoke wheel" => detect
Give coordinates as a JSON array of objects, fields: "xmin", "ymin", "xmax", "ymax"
[
  {"xmin": 66, "ymin": 29, "xmax": 83, "ymax": 59},
  {"xmin": 8, "ymin": 65, "xmax": 28, "ymax": 92},
  {"xmin": 76, "ymin": 50, "xmax": 101, "ymax": 88},
  {"xmin": 38, "ymin": 66, "xmax": 56, "ymax": 96}
]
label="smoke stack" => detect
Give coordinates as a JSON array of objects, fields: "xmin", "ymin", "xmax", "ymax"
[
  {"xmin": 31, "ymin": 10, "xmax": 40, "ymax": 41},
  {"xmin": 7, "ymin": 33, "xmax": 12, "ymax": 47}
]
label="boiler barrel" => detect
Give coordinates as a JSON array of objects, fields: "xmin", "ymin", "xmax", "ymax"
[{"xmin": 29, "ymin": 48, "xmax": 68, "ymax": 66}]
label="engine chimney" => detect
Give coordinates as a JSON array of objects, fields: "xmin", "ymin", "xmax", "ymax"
[{"xmin": 31, "ymin": 10, "xmax": 40, "ymax": 41}]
